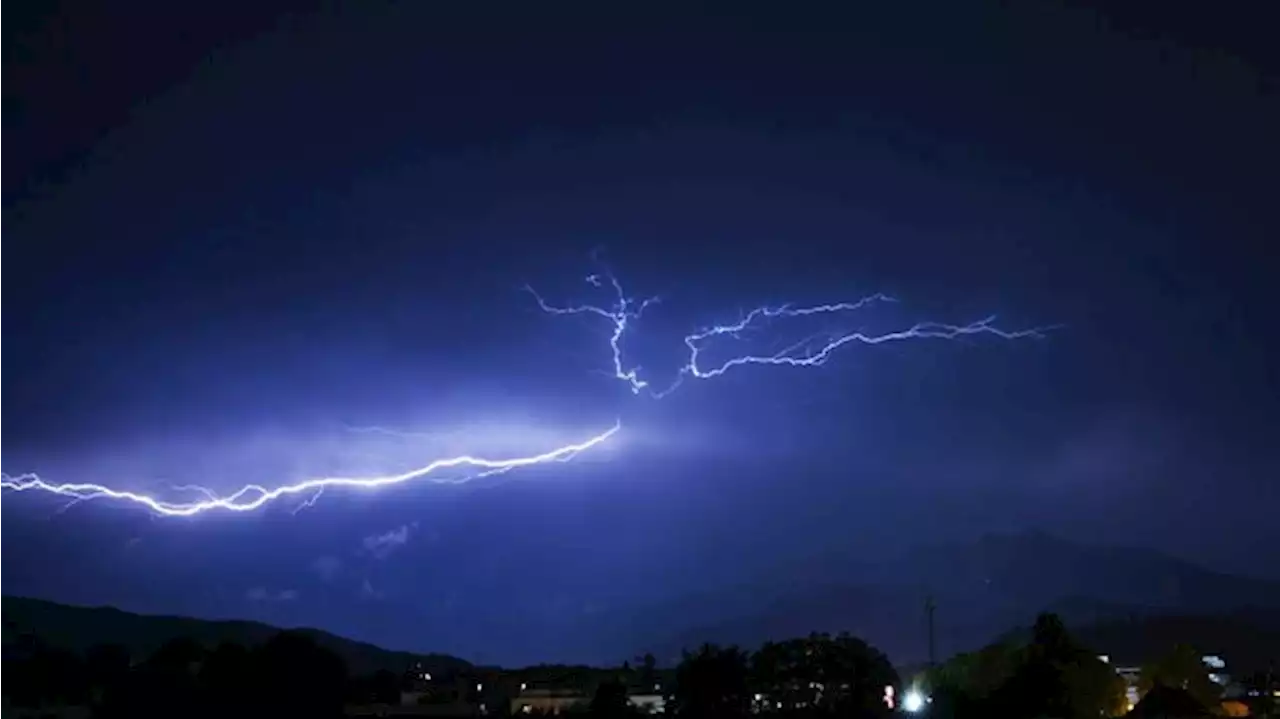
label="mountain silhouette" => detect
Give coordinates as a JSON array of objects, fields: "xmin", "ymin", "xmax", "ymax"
[
  {"xmin": 630, "ymin": 531, "xmax": 1280, "ymax": 665},
  {"xmin": 1, "ymin": 595, "xmax": 471, "ymax": 676},
  {"xmin": 5, "ymin": 532, "xmax": 1277, "ymax": 671}
]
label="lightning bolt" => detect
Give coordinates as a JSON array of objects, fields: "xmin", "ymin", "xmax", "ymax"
[
  {"xmin": 532, "ymin": 273, "xmax": 1055, "ymax": 397},
  {"xmin": 0, "ymin": 421, "xmax": 620, "ymax": 517},
  {"xmin": 525, "ymin": 273, "xmax": 659, "ymax": 394}
]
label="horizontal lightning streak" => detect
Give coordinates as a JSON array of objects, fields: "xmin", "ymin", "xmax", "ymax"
[{"xmin": 0, "ymin": 422, "xmax": 621, "ymax": 517}]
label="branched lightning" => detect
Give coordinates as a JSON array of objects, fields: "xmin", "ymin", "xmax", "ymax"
[
  {"xmin": 525, "ymin": 274, "xmax": 659, "ymax": 394},
  {"xmin": 531, "ymin": 273, "xmax": 1055, "ymax": 398},
  {"xmin": 0, "ymin": 421, "xmax": 620, "ymax": 517},
  {"xmin": 658, "ymin": 298, "xmax": 1054, "ymax": 397}
]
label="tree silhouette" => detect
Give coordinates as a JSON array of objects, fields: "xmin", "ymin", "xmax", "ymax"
[
  {"xmin": 2, "ymin": 629, "xmax": 354, "ymax": 719},
  {"xmin": 254, "ymin": 631, "xmax": 349, "ymax": 717},
  {"xmin": 369, "ymin": 668, "xmax": 404, "ymax": 704},
  {"xmin": 1139, "ymin": 643, "xmax": 1222, "ymax": 710},
  {"xmin": 751, "ymin": 632, "xmax": 897, "ymax": 716},
  {"xmin": 589, "ymin": 678, "xmax": 636, "ymax": 718},
  {"xmin": 97, "ymin": 637, "xmax": 205, "ymax": 719},
  {"xmin": 1128, "ymin": 684, "xmax": 1214, "ymax": 718},
  {"xmin": 92, "ymin": 631, "xmax": 349, "ymax": 719},
  {"xmin": 198, "ymin": 641, "xmax": 255, "ymax": 716},
  {"xmin": 640, "ymin": 652, "xmax": 658, "ymax": 688},
  {"xmin": 146, "ymin": 636, "xmax": 204, "ymax": 674},
  {"xmin": 670, "ymin": 643, "xmax": 751, "ymax": 718},
  {"xmin": 84, "ymin": 643, "xmax": 131, "ymax": 690},
  {"xmin": 985, "ymin": 612, "xmax": 1126, "ymax": 719},
  {"xmin": 927, "ymin": 639, "xmax": 1020, "ymax": 701},
  {"xmin": 3, "ymin": 634, "xmax": 90, "ymax": 709},
  {"xmin": 0, "ymin": 608, "xmax": 91, "ymax": 706},
  {"xmin": 83, "ymin": 643, "xmax": 132, "ymax": 714}
]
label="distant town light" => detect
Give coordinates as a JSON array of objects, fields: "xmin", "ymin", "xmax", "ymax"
[
  {"xmin": 423, "ymin": 672, "xmax": 432, "ymax": 681},
  {"xmin": 476, "ymin": 683, "xmax": 483, "ymax": 692},
  {"xmin": 520, "ymin": 682, "xmax": 527, "ymax": 691},
  {"xmin": 903, "ymin": 689, "xmax": 926, "ymax": 713},
  {"xmin": 1098, "ymin": 654, "xmax": 1110, "ymax": 664},
  {"xmin": 754, "ymin": 694, "xmax": 763, "ymax": 702}
]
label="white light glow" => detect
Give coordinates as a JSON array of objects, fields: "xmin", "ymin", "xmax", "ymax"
[{"xmin": 903, "ymin": 690, "xmax": 926, "ymax": 713}]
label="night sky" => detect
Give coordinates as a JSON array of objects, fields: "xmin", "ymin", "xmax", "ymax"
[{"xmin": 4, "ymin": 2, "xmax": 1277, "ymax": 666}]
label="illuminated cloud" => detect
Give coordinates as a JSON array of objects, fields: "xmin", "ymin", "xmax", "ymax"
[
  {"xmin": 311, "ymin": 555, "xmax": 343, "ymax": 582},
  {"xmin": 363, "ymin": 522, "xmax": 418, "ymax": 559},
  {"xmin": 246, "ymin": 587, "xmax": 299, "ymax": 602},
  {"xmin": 359, "ymin": 578, "xmax": 384, "ymax": 601}
]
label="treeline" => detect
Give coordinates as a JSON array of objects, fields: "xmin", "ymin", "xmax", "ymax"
[
  {"xmin": 922, "ymin": 612, "xmax": 1263, "ymax": 719},
  {"xmin": 4, "ymin": 630, "xmax": 350, "ymax": 718},
  {"xmin": 4, "ymin": 629, "xmax": 901, "ymax": 718},
  {"xmin": 923, "ymin": 613, "xmax": 1128, "ymax": 719},
  {"xmin": 655, "ymin": 631, "xmax": 899, "ymax": 718},
  {"xmin": 7, "ymin": 612, "xmax": 1259, "ymax": 718}
]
